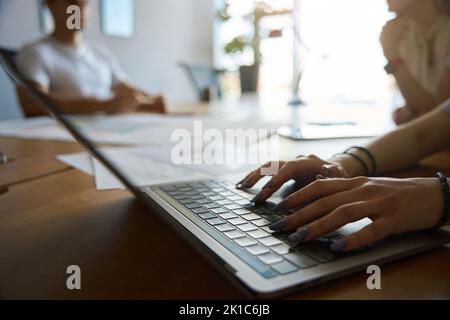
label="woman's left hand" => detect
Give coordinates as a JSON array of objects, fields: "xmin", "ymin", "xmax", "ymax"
[{"xmin": 270, "ymin": 177, "xmax": 444, "ymax": 252}]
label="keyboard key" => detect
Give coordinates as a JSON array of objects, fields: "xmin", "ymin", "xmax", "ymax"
[
  {"xmin": 247, "ymin": 229, "xmax": 269, "ymax": 239},
  {"xmin": 197, "ymin": 199, "xmax": 212, "ymax": 204},
  {"xmin": 217, "ymin": 199, "xmax": 233, "ymax": 205},
  {"xmin": 229, "ymin": 195, "xmax": 244, "ymax": 201},
  {"xmin": 211, "ymin": 208, "xmax": 229, "ymax": 214},
  {"xmin": 224, "ymin": 230, "xmax": 246, "ymax": 240},
  {"xmin": 236, "ymin": 200, "xmax": 251, "ymax": 206},
  {"xmin": 285, "ymin": 252, "xmax": 317, "ymax": 269},
  {"xmin": 253, "ymin": 219, "xmax": 270, "ymax": 227},
  {"xmin": 237, "ymin": 223, "xmax": 258, "ymax": 232},
  {"xmin": 271, "ymin": 243, "xmax": 291, "ymax": 255},
  {"xmin": 179, "ymin": 198, "xmax": 194, "ymax": 204},
  {"xmin": 233, "ymin": 209, "xmax": 251, "ymax": 215},
  {"xmin": 218, "ymin": 212, "xmax": 237, "ymax": 220},
  {"xmin": 302, "ymin": 246, "xmax": 336, "ymax": 263},
  {"xmin": 258, "ymin": 253, "xmax": 283, "ymax": 265},
  {"xmin": 202, "ymin": 192, "xmax": 216, "ymax": 197},
  {"xmin": 191, "ymin": 208, "xmax": 209, "ymax": 214},
  {"xmin": 272, "ymin": 260, "xmax": 298, "ymax": 274},
  {"xmin": 242, "ymin": 213, "xmax": 261, "ymax": 221},
  {"xmin": 209, "ymin": 195, "xmax": 224, "ymax": 201},
  {"xmin": 204, "ymin": 203, "xmax": 221, "ymax": 209},
  {"xmin": 245, "ymin": 245, "xmax": 270, "ymax": 256},
  {"xmin": 162, "ymin": 186, "xmax": 177, "ymax": 192},
  {"xmin": 259, "ymin": 236, "xmax": 282, "ymax": 247},
  {"xmin": 228, "ymin": 218, "xmax": 247, "ymax": 226},
  {"xmin": 261, "ymin": 214, "xmax": 281, "ymax": 221},
  {"xmin": 191, "ymin": 195, "xmax": 204, "ymax": 200},
  {"xmin": 215, "ymin": 223, "xmax": 235, "ymax": 232},
  {"xmin": 224, "ymin": 204, "xmax": 241, "ymax": 210},
  {"xmin": 185, "ymin": 203, "xmax": 201, "ymax": 209},
  {"xmin": 261, "ymin": 226, "xmax": 275, "ymax": 234},
  {"xmin": 235, "ymin": 237, "xmax": 258, "ymax": 247},
  {"xmin": 222, "ymin": 191, "xmax": 235, "ymax": 196},
  {"xmin": 207, "ymin": 218, "xmax": 226, "ymax": 226},
  {"xmin": 199, "ymin": 212, "xmax": 216, "ymax": 220}
]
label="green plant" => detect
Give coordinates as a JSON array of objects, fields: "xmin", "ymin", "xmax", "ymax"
[{"xmin": 219, "ymin": 1, "xmax": 292, "ymax": 67}]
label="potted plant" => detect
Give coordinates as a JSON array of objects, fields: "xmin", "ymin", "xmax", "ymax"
[{"xmin": 219, "ymin": 1, "xmax": 291, "ymax": 93}]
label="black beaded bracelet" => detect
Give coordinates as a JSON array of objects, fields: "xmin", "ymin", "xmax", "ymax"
[
  {"xmin": 333, "ymin": 152, "xmax": 370, "ymax": 176},
  {"xmin": 431, "ymin": 172, "xmax": 450, "ymax": 232},
  {"xmin": 345, "ymin": 146, "xmax": 377, "ymax": 176}
]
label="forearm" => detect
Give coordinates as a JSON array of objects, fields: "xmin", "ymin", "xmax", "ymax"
[
  {"xmin": 394, "ymin": 65, "xmax": 435, "ymax": 114},
  {"xmin": 18, "ymin": 86, "xmax": 112, "ymax": 117},
  {"xmin": 333, "ymin": 107, "xmax": 450, "ymax": 177}
]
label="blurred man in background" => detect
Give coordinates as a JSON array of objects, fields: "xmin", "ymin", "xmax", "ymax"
[
  {"xmin": 381, "ymin": 0, "xmax": 450, "ymax": 125},
  {"xmin": 17, "ymin": 0, "xmax": 166, "ymax": 117}
]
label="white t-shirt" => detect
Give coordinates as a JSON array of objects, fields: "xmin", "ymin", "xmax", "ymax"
[
  {"xmin": 17, "ymin": 37, "xmax": 127, "ymax": 101},
  {"xmin": 398, "ymin": 16, "xmax": 450, "ymax": 95}
]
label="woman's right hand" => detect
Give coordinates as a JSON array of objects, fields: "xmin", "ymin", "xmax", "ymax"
[{"xmin": 236, "ymin": 155, "xmax": 349, "ymax": 203}]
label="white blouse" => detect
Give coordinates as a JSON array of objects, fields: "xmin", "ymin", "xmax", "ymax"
[{"xmin": 398, "ymin": 16, "xmax": 450, "ymax": 95}]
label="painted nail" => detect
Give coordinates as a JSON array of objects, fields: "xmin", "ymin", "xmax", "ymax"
[
  {"xmin": 262, "ymin": 181, "xmax": 273, "ymax": 190},
  {"xmin": 287, "ymin": 227, "xmax": 309, "ymax": 245},
  {"xmin": 330, "ymin": 238, "xmax": 348, "ymax": 252},
  {"xmin": 269, "ymin": 218, "xmax": 288, "ymax": 231},
  {"xmin": 251, "ymin": 193, "xmax": 263, "ymax": 203},
  {"xmin": 272, "ymin": 200, "xmax": 288, "ymax": 212}
]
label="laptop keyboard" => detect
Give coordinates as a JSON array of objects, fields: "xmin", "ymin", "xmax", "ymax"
[{"xmin": 148, "ymin": 180, "xmax": 341, "ymax": 279}]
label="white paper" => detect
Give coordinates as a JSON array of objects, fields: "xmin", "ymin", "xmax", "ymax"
[
  {"xmin": 56, "ymin": 152, "xmax": 94, "ymax": 175},
  {"xmin": 91, "ymin": 147, "xmax": 210, "ymax": 190}
]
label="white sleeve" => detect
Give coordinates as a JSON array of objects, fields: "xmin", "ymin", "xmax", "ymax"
[{"xmin": 17, "ymin": 45, "xmax": 50, "ymax": 88}]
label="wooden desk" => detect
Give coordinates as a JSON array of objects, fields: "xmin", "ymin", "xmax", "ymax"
[{"xmin": 1, "ymin": 135, "xmax": 449, "ymax": 299}]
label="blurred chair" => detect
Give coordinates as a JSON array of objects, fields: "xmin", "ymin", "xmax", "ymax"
[{"xmin": 178, "ymin": 62, "xmax": 222, "ymax": 102}]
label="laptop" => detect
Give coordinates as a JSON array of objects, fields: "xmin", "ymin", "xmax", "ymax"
[{"xmin": 2, "ymin": 49, "xmax": 449, "ymax": 298}]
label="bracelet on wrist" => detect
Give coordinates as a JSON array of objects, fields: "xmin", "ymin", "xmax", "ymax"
[{"xmin": 429, "ymin": 172, "xmax": 450, "ymax": 232}]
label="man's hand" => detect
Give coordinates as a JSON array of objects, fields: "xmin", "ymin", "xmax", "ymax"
[
  {"xmin": 380, "ymin": 18, "xmax": 407, "ymax": 60},
  {"xmin": 106, "ymin": 91, "xmax": 141, "ymax": 114},
  {"xmin": 139, "ymin": 95, "xmax": 167, "ymax": 114}
]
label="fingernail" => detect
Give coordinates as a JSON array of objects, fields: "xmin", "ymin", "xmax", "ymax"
[
  {"xmin": 236, "ymin": 183, "xmax": 244, "ymax": 190},
  {"xmin": 262, "ymin": 181, "xmax": 272, "ymax": 190},
  {"xmin": 316, "ymin": 174, "xmax": 327, "ymax": 180},
  {"xmin": 272, "ymin": 200, "xmax": 287, "ymax": 212},
  {"xmin": 330, "ymin": 238, "xmax": 348, "ymax": 252},
  {"xmin": 269, "ymin": 218, "xmax": 288, "ymax": 231},
  {"xmin": 251, "ymin": 193, "xmax": 263, "ymax": 203},
  {"xmin": 287, "ymin": 227, "xmax": 309, "ymax": 245}
]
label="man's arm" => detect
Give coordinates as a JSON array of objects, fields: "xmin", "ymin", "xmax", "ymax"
[
  {"xmin": 113, "ymin": 82, "xmax": 167, "ymax": 114},
  {"xmin": 17, "ymin": 81, "xmax": 140, "ymax": 117}
]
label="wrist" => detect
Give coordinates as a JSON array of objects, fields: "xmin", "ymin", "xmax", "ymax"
[{"xmin": 330, "ymin": 155, "xmax": 366, "ymax": 178}]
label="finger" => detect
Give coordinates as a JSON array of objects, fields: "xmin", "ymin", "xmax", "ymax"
[
  {"xmin": 275, "ymin": 177, "xmax": 363, "ymax": 211},
  {"xmin": 280, "ymin": 187, "xmax": 370, "ymax": 231},
  {"xmin": 286, "ymin": 201, "xmax": 377, "ymax": 245},
  {"xmin": 320, "ymin": 164, "xmax": 344, "ymax": 178},
  {"xmin": 252, "ymin": 161, "xmax": 301, "ymax": 203},
  {"xmin": 238, "ymin": 161, "xmax": 286, "ymax": 189},
  {"xmin": 330, "ymin": 220, "xmax": 391, "ymax": 252}
]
